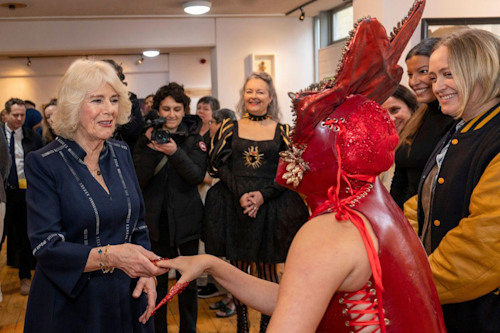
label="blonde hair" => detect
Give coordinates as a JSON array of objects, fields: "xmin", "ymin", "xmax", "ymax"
[
  {"xmin": 438, "ymin": 29, "xmax": 500, "ymax": 118},
  {"xmin": 51, "ymin": 59, "xmax": 131, "ymax": 139},
  {"xmin": 236, "ymin": 72, "xmax": 281, "ymax": 121}
]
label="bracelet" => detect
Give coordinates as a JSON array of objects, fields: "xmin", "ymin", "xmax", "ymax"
[{"xmin": 98, "ymin": 244, "xmax": 115, "ymax": 274}]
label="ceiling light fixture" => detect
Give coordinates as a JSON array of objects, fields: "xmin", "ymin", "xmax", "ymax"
[
  {"xmin": 285, "ymin": 0, "xmax": 316, "ymax": 20},
  {"xmin": 143, "ymin": 50, "xmax": 160, "ymax": 57},
  {"xmin": 26, "ymin": 57, "xmax": 31, "ymax": 67},
  {"xmin": 137, "ymin": 55, "xmax": 144, "ymax": 64},
  {"xmin": 183, "ymin": 1, "xmax": 211, "ymax": 15}
]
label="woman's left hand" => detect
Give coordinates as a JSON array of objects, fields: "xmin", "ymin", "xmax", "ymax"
[
  {"xmin": 134, "ymin": 277, "xmax": 157, "ymax": 324},
  {"xmin": 243, "ymin": 191, "xmax": 264, "ymax": 218}
]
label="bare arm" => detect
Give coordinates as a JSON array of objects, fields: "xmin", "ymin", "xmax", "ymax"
[
  {"xmin": 157, "ymin": 254, "xmax": 279, "ymax": 315},
  {"xmin": 157, "ymin": 211, "xmax": 376, "ymax": 332}
]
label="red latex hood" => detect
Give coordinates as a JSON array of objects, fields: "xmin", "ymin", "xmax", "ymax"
[
  {"xmin": 277, "ymin": 94, "xmax": 398, "ymax": 211},
  {"xmin": 276, "ymin": 0, "xmax": 425, "ymax": 211},
  {"xmin": 290, "ymin": 0, "xmax": 425, "ymax": 145}
]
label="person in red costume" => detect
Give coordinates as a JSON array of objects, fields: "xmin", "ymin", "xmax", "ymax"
[{"xmin": 153, "ymin": 0, "xmax": 446, "ymax": 331}]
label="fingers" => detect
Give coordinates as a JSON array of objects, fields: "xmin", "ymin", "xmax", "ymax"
[
  {"xmin": 141, "ymin": 247, "xmax": 163, "ymax": 261},
  {"xmin": 248, "ymin": 191, "xmax": 264, "ymax": 206},
  {"xmin": 114, "ymin": 244, "xmax": 167, "ymax": 277},
  {"xmin": 136, "ymin": 277, "xmax": 157, "ymax": 324},
  {"xmin": 154, "ymin": 258, "xmax": 175, "ymax": 270},
  {"xmin": 132, "ymin": 279, "xmax": 145, "ymax": 298},
  {"xmin": 151, "ymin": 282, "xmax": 189, "ymax": 316},
  {"xmin": 243, "ymin": 205, "xmax": 259, "ymax": 216},
  {"xmin": 239, "ymin": 193, "xmax": 250, "ymax": 208}
]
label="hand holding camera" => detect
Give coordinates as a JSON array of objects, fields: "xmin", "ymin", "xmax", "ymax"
[{"xmin": 144, "ymin": 116, "xmax": 178, "ymax": 155}]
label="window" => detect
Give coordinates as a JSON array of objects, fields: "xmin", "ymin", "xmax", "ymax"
[{"xmin": 331, "ymin": 5, "xmax": 353, "ymax": 42}]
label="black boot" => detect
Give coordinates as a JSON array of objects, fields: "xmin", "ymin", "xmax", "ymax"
[
  {"xmin": 236, "ymin": 304, "xmax": 249, "ymax": 333},
  {"xmin": 260, "ymin": 314, "xmax": 270, "ymax": 333}
]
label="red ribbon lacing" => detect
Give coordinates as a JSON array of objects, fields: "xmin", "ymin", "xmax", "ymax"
[
  {"xmin": 310, "ymin": 120, "xmax": 387, "ymax": 333},
  {"xmin": 343, "ymin": 286, "xmax": 382, "ymax": 332}
]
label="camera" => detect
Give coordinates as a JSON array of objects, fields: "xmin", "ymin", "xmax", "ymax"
[{"xmin": 144, "ymin": 116, "xmax": 171, "ymax": 144}]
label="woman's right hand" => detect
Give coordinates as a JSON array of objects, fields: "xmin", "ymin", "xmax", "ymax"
[
  {"xmin": 106, "ymin": 243, "xmax": 168, "ymax": 278},
  {"xmin": 154, "ymin": 255, "xmax": 211, "ymax": 285}
]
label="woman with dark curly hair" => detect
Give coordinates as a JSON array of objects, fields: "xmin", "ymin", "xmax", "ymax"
[{"xmin": 133, "ymin": 82, "xmax": 207, "ymax": 333}]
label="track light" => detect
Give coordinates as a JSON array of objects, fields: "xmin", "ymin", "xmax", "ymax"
[
  {"xmin": 26, "ymin": 57, "xmax": 31, "ymax": 67},
  {"xmin": 137, "ymin": 55, "xmax": 144, "ymax": 64},
  {"xmin": 284, "ymin": 0, "xmax": 316, "ymax": 19}
]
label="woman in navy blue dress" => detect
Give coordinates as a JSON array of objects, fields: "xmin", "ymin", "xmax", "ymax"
[{"xmin": 24, "ymin": 59, "xmax": 167, "ymax": 333}]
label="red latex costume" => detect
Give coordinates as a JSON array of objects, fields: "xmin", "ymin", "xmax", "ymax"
[{"xmin": 275, "ymin": 0, "xmax": 446, "ymax": 331}]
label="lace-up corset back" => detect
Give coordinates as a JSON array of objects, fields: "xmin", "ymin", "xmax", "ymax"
[{"xmin": 316, "ymin": 180, "xmax": 446, "ymax": 332}]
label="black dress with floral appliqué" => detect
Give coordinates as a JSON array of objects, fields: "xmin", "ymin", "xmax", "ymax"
[{"xmin": 203, "ymin": 120, "xmax": 309, "ymax": 263}]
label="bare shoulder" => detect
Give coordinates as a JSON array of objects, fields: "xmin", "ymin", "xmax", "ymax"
[
  {"xmin": 271, "ymin": 212, "xmax": 374, "ymax": 331},
  {"xmin": 285, "ymin": 211, "xmax": 375, "ymax": 291}
]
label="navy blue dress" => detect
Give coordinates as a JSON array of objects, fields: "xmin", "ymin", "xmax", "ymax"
[{"xmin": 24, "ymin": 137, "xmax": 153, "ymax": 333}]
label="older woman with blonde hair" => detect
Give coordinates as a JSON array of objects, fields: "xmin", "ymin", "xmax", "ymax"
[{"xmin": 24, "ymin": 59, "xmax": 167, "ymax": 333}]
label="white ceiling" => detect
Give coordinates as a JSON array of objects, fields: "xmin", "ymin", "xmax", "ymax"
[
  {"xmin": 0, "ymin": 0, "xmax": 344, "ymax": 57},
  {"xmin": 0, "ymin": 0, "xmax": 342, "ymax": 18}
]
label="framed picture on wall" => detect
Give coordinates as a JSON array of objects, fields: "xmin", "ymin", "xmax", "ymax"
[
  {"xmin": 244, "ymin": 54, "xmax": 276, "ymax": 81},
  {"xmin": 421, "ymin": 17, "xmax": 500, "ymax": 39}
]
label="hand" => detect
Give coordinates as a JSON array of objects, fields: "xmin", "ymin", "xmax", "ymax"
[
  {"xmin": 134, "ymin": 277, "xmax": 157, "ymax": 324},
  {"xmin": 248, "ymin": 191, "xmax": 264, "ymax": 207},
  {"xmin": 239, "ymin": 193, "xmax": 252, "ymax": 209},
  {"xmin": 242, "ymin": 191, "xmax": 264, "ymax": 218},
  {"xmin": 106, "ymin": 243, "xmax": 168, "ymax": 278},
  {"xmin": 154, "ymin": 255, "xmax": 211, "ymax": 285},
  {"xmin": 150, "ymin": 137, "xmax": 178, "ymax": 156}
]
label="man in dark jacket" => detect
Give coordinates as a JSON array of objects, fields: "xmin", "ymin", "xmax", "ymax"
[
  {"xmin": 2, "ymin": 98, "xmax": 43, "ymax": 295},
  {"xmin": 133, "ymin": 83, "xmax": 206, "ymax": 333}
]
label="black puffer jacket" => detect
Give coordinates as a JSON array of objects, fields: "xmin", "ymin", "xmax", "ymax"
[{"xmin": 133, "ymin": 115, "xmax": 207, "ymax": 245}]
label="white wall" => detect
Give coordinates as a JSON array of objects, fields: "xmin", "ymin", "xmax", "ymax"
[
  {"xmin": 0, "ymin": 16, "xmax": 314, "ymax": 124},
  {"xmin": 0, "ymin": 54, "xmax": 170, "ymax": 110},
  {"xmin": 0, "ymin": 18, "xmax": 215, "ymax": 55},
  {"xmin": 214, "ymin": 17, "xmax": 315, "ymax": 125}
]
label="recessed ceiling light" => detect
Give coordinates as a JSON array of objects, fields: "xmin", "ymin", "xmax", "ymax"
[
  {"xmin": 143, "ymin": 50, "xmax": 160, "ymax": 57},
  {"xmin": 183, "ymin": 1, "xmax": 211, "ymax": 15}
]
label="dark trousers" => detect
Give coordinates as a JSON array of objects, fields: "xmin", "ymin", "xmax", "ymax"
[
  {"xmin": 151, "ymin": 222, "xmax": 199, "ymax": 333},
  {"xmin": 5, "ymin": 188, "xmax": 35, "ymax": 280}
]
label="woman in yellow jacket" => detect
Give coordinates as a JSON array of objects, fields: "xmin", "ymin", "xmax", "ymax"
[{"xmin": 406, "ymin": 29, "xmax": 500, "ymax": 332}]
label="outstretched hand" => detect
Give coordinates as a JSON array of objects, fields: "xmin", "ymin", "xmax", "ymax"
[
  {"xmin": 154, "ymin": 255, "xmax": 211, "ymax": 285},
  {"xmin": 150, "ymin": 256, "xmax": 210, "ymax": 316}
]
